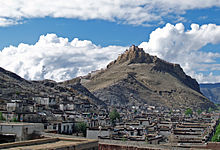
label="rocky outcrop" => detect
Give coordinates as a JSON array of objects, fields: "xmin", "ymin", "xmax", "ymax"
[{"xmin": 107, "ymin": 45, "xmax": 154, "ymax": 67}]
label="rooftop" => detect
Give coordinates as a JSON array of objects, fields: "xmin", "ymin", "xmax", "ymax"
[
  {"xmin": 0, "ymin": 137, "xmax": 98, "ymax": 150},
  {"xmin": 0, "ymin": 122, "xmax": 43, "ymax": 126}
]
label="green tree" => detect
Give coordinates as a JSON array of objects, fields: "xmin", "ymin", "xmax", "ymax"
[
  {"xmin": 134, "ymin": 109, "xmax": 137, "ymax": 113},
  {"xmin": 16, "ymin": 91, "xmax": 20, "ymax": 95},
  {"xmin": 197, "ymin": 109, "xmax": 202, "ymax": 115},
  {"xmin": 109, "ymin": 109, "xmax": 120, "ymax": 126},
  {"xmin": 0, "ymin": 112, "xmax": 5, "ymax": 121},
  {"xmin": 185, "ymin": 108, "xmax": 193, "ymax": 116},
  {"xmin": 212, "ymin": 121, "xmax": 220, "ymax": 142},
  {"xmin": 208, "ymin": 107, "xmax": 213, "ymax": 113},
  {"xmin": 122, "ymin": 136, "xmax": 127, "ymax": 142},
  {"xmin": 169, "ymin": 109, "xmax": 173, "ymax": 114},
  {"xmin": 75, "ymin": 122, "xmax": 87, "ymax": 137}
]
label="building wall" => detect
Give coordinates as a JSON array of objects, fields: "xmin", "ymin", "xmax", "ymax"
[
  {"xmin": 7, "ymin": 102, "xmax": 20, "ymax": 112},
  {"xmin": 0, "ymin": 123, "xmax": 44, "ymax": 141},
  {"xmin": 61, "ymin": 123, "xmax": 74, "ymax": 134},
  {"xmin": 140, "ymin": 120, "xmax": 150, "ymax": 127},
  {"xmin": 87, "ymin": 129, "xmax": 110, "ymax": 139},
  {"xmin": 159, "ymin": 130, "xmax": 171, "ymax": 138},
  {"xmin": 192, "ymin": 142, "xmax": 220, "ymax": 150},
  {"xmin": 0, "ymin": 124, "xmax": 22, "ymax": 140}
]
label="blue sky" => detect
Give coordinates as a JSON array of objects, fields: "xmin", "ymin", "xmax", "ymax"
[
  {"xmin": 0, "ymin": 18, "xmax": 153, "ymax": 49},
  {"xmin": 1, "ymin": 7, "xmax": 220, "ymax": 49},
  {"xmin": 0, "ymin": 0, "xmax": 220, "ymax": 83}
]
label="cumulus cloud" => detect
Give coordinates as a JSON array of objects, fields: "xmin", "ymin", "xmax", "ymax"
[
  {"xmin": 0, "ymin": 34, "xmax": 126, "ymax": 81},
  {"xmin": 1, "ymin": 23, "xmax": 220, "ymax": 83},
  {"xmin": 139, "ymin": 23, "xmax": 220, "ymax": 83},
  {"xmin": 0, "ymin": 0, "xmax": 220, "ymax": 27}
]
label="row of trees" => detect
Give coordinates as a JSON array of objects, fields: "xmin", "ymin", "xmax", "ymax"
[{"xmin": 184, "ymin": 107, "xmax": 215, "ymax": 116}]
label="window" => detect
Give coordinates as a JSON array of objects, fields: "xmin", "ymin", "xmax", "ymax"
[
  {"xmin": 53, "ymin": 124, "xmax": 57, "ymax": 130},
  {"xmin": 25, "ymin": 128, "xmax": 28, "ymax": 133}
]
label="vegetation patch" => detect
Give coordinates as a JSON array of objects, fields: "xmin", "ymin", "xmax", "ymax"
[{"xmin": 211, "ymin": 120, "xmax": 220, "ymax": 142}]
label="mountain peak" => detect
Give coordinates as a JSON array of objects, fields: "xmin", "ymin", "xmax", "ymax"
[
  {"xmin": 107, "ymin": 45, "xmax": 156, "ymax": 68},
  {"xmin": 107, "ymin": 45, "xmax": 181, "ymax": 69},
  {"xmin": 105, "ymin": 45, "xmax": 200, "ymax": 93}
]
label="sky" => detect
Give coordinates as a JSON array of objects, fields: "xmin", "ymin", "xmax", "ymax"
[{"xmin": 0, "ymin": 0, "xmax": 220, "ymax": 83}]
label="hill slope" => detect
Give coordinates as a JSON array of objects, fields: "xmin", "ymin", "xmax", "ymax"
[
  {"xmin": 0, "ymin": 67, "xmax": 105, "ymax": 107},
  {"xmin": 80, "ymin": 45, "xmax": 215, "ymax": 110}
]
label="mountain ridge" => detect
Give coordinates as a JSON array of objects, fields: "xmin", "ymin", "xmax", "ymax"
[
  {"xmin": 107, "ymin": 45, "xmax": 200, "ymax": 93},
  {"xmin": 0, "ymin": 45, "xmax": 216, "ymax": 110},
  {"xmin": 80, "ymin": 45, "xmax": 215, "ymax": 110}
]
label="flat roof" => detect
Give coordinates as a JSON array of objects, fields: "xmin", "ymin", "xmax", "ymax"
[
  {"xmin": 0, "ymin": 137, "xmax": 98, "ymax": 150},
  {"xmin": 0, "ymin": 122, "xmax": 43, "ymax": 126}
]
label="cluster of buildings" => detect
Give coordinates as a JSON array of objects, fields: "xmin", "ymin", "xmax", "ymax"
[
  {"xmin": 0, "ymin": 96, "xmax": 105, "ymax": 134},
  {"xmin": 0, "ymin": 95, "xmax": 219, "ymax": 149},
  {"xmin": 87, "ymin": 109, "xmax": 219, "ymax": 147}
]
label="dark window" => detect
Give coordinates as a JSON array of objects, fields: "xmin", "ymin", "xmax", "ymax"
[{"xmin": 53, "ymin": 124, "xmax": 56, "ymax": 130}]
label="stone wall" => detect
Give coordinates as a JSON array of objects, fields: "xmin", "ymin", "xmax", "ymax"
[
  {"xmin": 99, "ymin": 140, "xmax": 168, "ymax": 150},
  {"xmin": 190, "ymin": 142, "xmax": 220, "ymax": 150},
  {"xmin": 99, "ymin": 143, "xmax": 166, "ymax": 150}
]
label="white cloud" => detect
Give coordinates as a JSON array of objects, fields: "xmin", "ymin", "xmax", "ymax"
[
  {"xmin": 0, "ymin": 34, "xmax": 126, "ymax": 81},
  {"xmin": 0, "ymin": 0, "xmax": 220, "ymax": 27},
  {"xmin": 190, "ymin": 72, "xmax": 220, "ymax": 84},
  {"xmin": 0, "ymin": 18, "xmax": 19, "ymax": 27},
  {"xmin": 139, "ymin": 23, "xmax": 220, "ymax": 83},
  {"xmin": 1, "ymin": 23, "xmax": 220, "ymax": 83}
]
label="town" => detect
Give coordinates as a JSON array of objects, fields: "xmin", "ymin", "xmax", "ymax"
[{"xmin": 0, "ymin": 95, "xmax": 220, "ymax": 149}]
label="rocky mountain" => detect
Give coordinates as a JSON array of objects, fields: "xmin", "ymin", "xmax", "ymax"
[
  {"xmin": 78, "ymin": 45, "xmax": 215, "ymax": 110},
  {"xmin": 0, "ymin": 67, "xmax": 105, "ymax": 107},
  {"xmin": 200, "ymin": 83, "xmax": 220, "ymax": 104}
]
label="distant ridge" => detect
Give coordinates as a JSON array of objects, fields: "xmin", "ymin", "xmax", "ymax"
[
  {"xmin": 200, "ymin": 83, "xmax": 220, "ymax": 88},
  {"xmin": 200, "ymin": 83, "xmax": 220, "ymax": 104}
]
